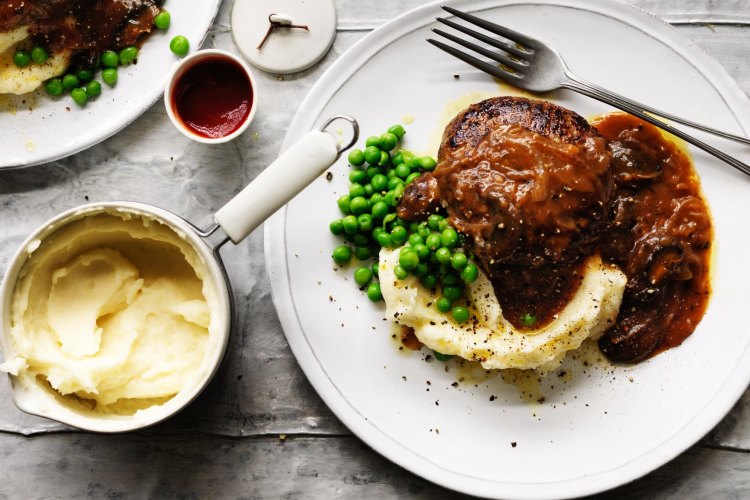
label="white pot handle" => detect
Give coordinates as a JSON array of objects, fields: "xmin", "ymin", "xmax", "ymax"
[{"xmin": 215, "ymin": 115, "xmax": 359, "ymax": 243}]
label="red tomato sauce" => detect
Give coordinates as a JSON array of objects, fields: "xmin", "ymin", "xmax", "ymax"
[{"xmin": 172, "ymin": 58, "xmax": 253, "ymax": 139}]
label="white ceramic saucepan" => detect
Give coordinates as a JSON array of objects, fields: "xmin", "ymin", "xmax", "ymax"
[{"xmin": 0, "ymin": 115, "xmax": 358, "ymax": 432}]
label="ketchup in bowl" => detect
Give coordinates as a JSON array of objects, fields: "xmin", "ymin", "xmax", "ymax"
[{"xmin": 166, "ymin": 51, "xmax": 257, "ymax": 142}]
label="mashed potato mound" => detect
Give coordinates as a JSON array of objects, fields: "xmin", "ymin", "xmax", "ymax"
[
  {"xmin": 379, "ymin": 247, "xmax": 627, "ymax": 373},
  {"xmin": 0, "ymin": 26, "xmax": 70, "ymax": 95}
]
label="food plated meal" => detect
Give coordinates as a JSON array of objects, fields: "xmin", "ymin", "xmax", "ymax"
[{"xmin": 330, "ymin": 96, "xmax": 712, "ymax": 373}]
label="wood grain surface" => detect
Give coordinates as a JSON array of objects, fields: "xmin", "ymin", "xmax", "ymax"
[{"xmin": 0, "ymin": 0, "xmax": 748, "ymax": 498}]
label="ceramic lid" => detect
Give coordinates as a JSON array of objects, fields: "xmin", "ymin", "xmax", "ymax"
[{"xmin": 231, "ymin": 0, "xmax": 337, "ymax": 74}]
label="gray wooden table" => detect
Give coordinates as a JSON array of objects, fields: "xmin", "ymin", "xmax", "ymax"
[{"xmin": 1, "ymin": 1, "xmax": 749, "ymax": 498}]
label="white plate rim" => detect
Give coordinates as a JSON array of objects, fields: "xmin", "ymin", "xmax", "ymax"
[
  {"xmin": 1, "ymin": 0, "xmax": 222, "ymax": 169},
  {"xmin": 264, "ymin": 0, "xmax": 750, "ymax": 497}
]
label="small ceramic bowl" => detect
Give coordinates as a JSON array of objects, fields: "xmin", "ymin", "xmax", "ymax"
[{"xmin": 164, "ymin": 49, "xmax": 258, "ymax": 144}]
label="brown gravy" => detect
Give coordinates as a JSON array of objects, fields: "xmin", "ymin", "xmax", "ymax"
[{"xmin": 398, "ymin": 111, "xmax": 712, "ymax": 362}]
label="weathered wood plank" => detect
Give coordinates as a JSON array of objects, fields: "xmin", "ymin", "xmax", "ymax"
[{"xmin": 0, "ymin": 433, "xmax": 747, "ymax": 499}]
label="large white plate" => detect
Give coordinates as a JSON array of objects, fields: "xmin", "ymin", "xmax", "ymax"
[
  {"xmin": 0, "ymin": 0, "xmax": 220, "ymax": 168},
  {"xmin": 265, "ymin": 0, "xmax": 750, "ymax": 498}
]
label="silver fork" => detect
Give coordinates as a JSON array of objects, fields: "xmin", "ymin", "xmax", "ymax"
[{"xmin": 428, "ymin": 5, "xmax": 750, "ymax": 177}]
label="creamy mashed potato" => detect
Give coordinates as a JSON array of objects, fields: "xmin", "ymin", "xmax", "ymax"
[
  {"xmin": 380, "ymin": 247, "xmax": 627, "ymax": 373},
  {"xmin": 0, "ymin": 210, "xmax": 221, "ymax": 415},
  {"xmin": 0, "ymin": 26, "xmax": 70, "ymax": 95}
]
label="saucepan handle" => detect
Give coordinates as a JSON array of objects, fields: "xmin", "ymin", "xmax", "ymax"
[{"xmin": 215, "ymin": 115, "xmax": 359, "ymax": 243}]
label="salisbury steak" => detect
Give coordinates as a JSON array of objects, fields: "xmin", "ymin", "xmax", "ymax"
[{"xmin": 399, "ymin": 96, "xmax": 614, "ymax": 270}]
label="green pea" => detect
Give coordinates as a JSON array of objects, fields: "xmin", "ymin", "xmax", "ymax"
[
  {"xmin": 427, "ymin": 214, "xmax": 443, "ymax": 230},
  {"xmin": 102, "ymin": 50, "xmax": 119, "ymax": 68},
  {"xmin": 419, "ymin": 157, "xmax": 437, "ymax": 171},
  {"xmin": 170, "ymin": 35, "xmax": 190, "ymax": 57},
  {"xmin": 435, "ymin": 247, "xmax": 452, "ymax": 265},
  {"xmin": 438, "ymin": 219, "xmax": 449, "ymax": 232},
  {"xmin": 425, "ymin": 233, "xmax": 441, "ymax": 251},
  {"xmin": 119, "ymin": 46, "xmax": 138, "ymax": 65},
  {"xmin": 337, "ymin": 194, "xmax": 352, "ymax": 214},
  {"xmin": 369, "ymin": 193, "xmax": 383, "ymax": 206},
  {"xmin": 391, "ymin": 226, "xmax": 408, "ymax": 245},
  {"xmin": 357, "ymin": 214, "xmax": 373, "ymax": 232},
  {"xmin": 354, "ymin": 266, "xmax": 373, "ymax": 287},
  {"xmin": 12, "ymin": 50, "xmax": 30, "ymax": 67},
  {"xmin": 401, "ymin": 151, "xmax": 415, "ymax": 167},
  {"xmin": 442, "ymin": 272, "xmax": 460, "ymax": 286},
  {"xmin": 366, "ymin": 283, "xmax": 383, "ymax": 302},
  {"xmin": 71, "ymin": 87, "xmax": 88, "ymax": 106},
  {"xmin": 436, "ymin": 296, "xmax": 452, "ymax": 313},
  {"xmin": 395, "ymin": 163, "xmax": 410, "ymax": 179},
  {"xmin": 349, "ymin": 169, "xmax": 367, "ymax": 184},
  {"xmin": 405, "ymin": 155, "xmax": 420, "ymax": 169},
  {"xmin": 371, "ymin": 174, "xmax": 387, "ymax": 192},
  {"xmin": 421, "ymin": 273, "xmax": 438, "ymax": 289},
  {"xmin": 350, "ymin": 197, "xmax": 369, "ymax": 215},
  {"xmin": 417, "ymin": 224, "xmax": 431, "ymax": 239},
  {"xmin": 384, "ymin": 191, "xmax": 397, "ymax": 207},
  {"xmin": 154, "ymin": 10, "xmax": 171, "ymax": 30},
  {"xmin": 392, "ymin": 151, "xmax": 404, "ymax": 166},
  {"xmin": 452, "ymin": 306, "xmax": 470, "ymax": 323},
  {"xmin": 405, "ymin": 172, "xmax": 420, "ymax": 185},
  {"xmin": 85, "ymin": 80, "xmax": 101, "ymax": 97},
  {"xmin": 387, "ymin": 176, "xmax": 403, "ymax": 190},
  {"xmin": 329, "ymin": 219, "xmax": 344, "ymax": 235},
  {"xmin": 363, "ymin": 146, "xmax": 381, "ymax": 164},
  {"xmin": 441, "ymin": 227, "xmax": 459, "ymax": 248},
  {"xmin": 388, "ymin": 124, "xmax": 406, "ymax": 139},
  {"xmin": 433, "ymin": 350, "xmax": 453, "ymax": 362},
  {"xmin": 372, "ymin": 262, "xmax": 380, "ymax": 277},
  {"xmin": 355, "ymin": 246, "xmax": 371, "ymax": 260},
  {"xmin": 365, "ymin": 135, "xmax": 381, "ymax": 148},
  {"xmin": 348, "ymin": 148, "xmax": 365, "ymax": 166},
  {"xmin": 349, "ymin": 183, "xmax": 366, "ymax": 198},
  {"xmin": 332, "ymin": 245, "xmax": 352, "ymax": 265},
  {"xmin": 398, "ymin": 247, "xmax": 419, "ymax": 270},
  {"xmin": 102, "ymin": 68, "xmax": 118, "ymax": 86},
  {"xmin": 342, "ymin": 215, "xmax": 359, "ymax": 235},
  {"xmin": 45, "ymin": 78, "xmax": 63, "ymax": 96},
  {"xmin": 77, "ymin": 69, "xmax": 93, "ymax": 82},
  {"xmin": 62, "ymin": 73, "xmax": 79, "ymax": 90},
  {"xmin": 413, "ymin": 262, "xmax": 428, "ymax": 277},
  {"xmin": 394, "ymin": 265, "xmax": 409, "ymax": 280},
  {"xmin": 366, "ymin": 166, "xmax": 382, "ymax": 179},
  {"xmin": 393, "ymin": 217, "xmax": 408, "ymax": 228},
  {"xmin": 443, "ymin": 286, "xmax": 462, "ymax": 301},
  {"xmin": 451, "ymin": 252, "xmax": 468, "ymax": 270},
  {"xmin": 379, "ymin": 150, "xmax": 389, "ymax": 166},
  {"xmin": 520, "ymin": 313, "xmax": 537, "ymax": 328},
  {"xmin": 407, "ymin": 233, "xmax": 423, "ymax": 247},
  {"xmin": 385, "ymin": 168, "xmax": 397, "ymax": 179},
  {"xmin": 30, "ymin": 46, "xmax": 48, "ymax": 64},
  {"xmin": 353, "ymin": 234, "xmax": 369, "ymax": 246},
  {"xmin": 461, "ymin": 263, "xmax": 479, "ymax": 284},
  {"xmin": 412, "ymin": 243, "xmax": 429, "ymax": 260},
  {"xmin": 371, "ymin": 201, "xmax": 389, "ymax": 219},
  {"xmin": 375, "ymin": 232, "xmax": 392, "ymax": 247},
  {"xmin": 379, "ymin": 132, "xmax": 398, "ymax": 151}
]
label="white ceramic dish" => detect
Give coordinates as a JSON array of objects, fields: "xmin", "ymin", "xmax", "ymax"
[
  {"xmin": 0, "ymin": 0, "xmax": 221, "ymax": 169},
  {"xmin": 264, "ymin": 0, "xmax": 750, "ymax": 498}
]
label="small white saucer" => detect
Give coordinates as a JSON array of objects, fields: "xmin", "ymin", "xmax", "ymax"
[{"xmin": 231, "ymin": 0, "xmax": 337, "ymax": 74}]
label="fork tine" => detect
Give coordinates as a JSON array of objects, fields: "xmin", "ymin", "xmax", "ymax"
[
  {"xmin": 427, "ymin": 38, "xmax": 525, "ymax": 85},
  {"xmin": 436, "ymin": 17, "xmax": 528, "ymax": 59},
  {"xmin": 441, "ymin": 5, "xmax": 536, "ymax": 49},
  {"xmin": 432, "ymin": 28, "xmax": 528, "ymax": 72}
]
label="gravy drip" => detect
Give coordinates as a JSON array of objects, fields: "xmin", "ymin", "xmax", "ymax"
[{"xmin": 595, "ymin": 114, "xmax": 711, "ymax": 362}]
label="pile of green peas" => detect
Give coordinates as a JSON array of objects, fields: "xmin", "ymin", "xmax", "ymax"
[
  {"xmin": 36, "ymin": 9, "xmax": 174, "ymax": 106},
  {"xmin": 329, "ymin": 125, "xmax": 479, "ymax": 325}
]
